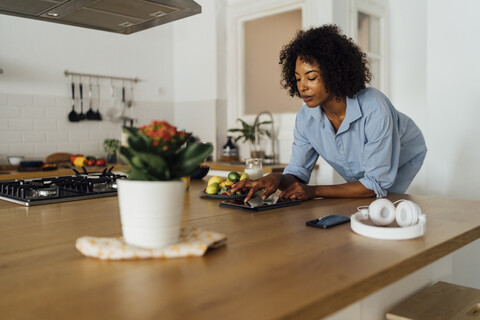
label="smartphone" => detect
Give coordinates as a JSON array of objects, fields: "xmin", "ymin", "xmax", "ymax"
[
  {"xmin": 306, "ymin": 215, "xmax": 350, "ymax": 228},
  {"xmin": 219, "ymin": 196, "xmax": 301, "ymax": 211}
]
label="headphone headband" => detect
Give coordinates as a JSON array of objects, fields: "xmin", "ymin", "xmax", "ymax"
[{"xmin": 351, "ymin": 212, "xmax": 426, "ymax": 240}]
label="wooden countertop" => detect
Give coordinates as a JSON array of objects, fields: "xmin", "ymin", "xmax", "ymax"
[
  {"xmin": 205, "ymin": 161, "xmax": 288, "ymax": 173},
  {"xmin": 205, "ymin": 161, "xmax": 318, "ymax": 173},
  {"xmin": 1, "ymin": 180, "xmax": 480, "ymax": 319},
  {"xmin": 0, "ymin": 165, "xmax": 129, "ymax": 181}
]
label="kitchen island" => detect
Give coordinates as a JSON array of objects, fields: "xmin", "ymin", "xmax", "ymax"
[{"xmin": 2, "ymin": 180, "xmax": 480, "ymax": 319}]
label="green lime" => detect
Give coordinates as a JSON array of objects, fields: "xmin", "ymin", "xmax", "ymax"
[
  {"xmin": 206, "ymin": 182, "xmax": 220, "ymax": 195},
  {"xmin": 227, "ymin": 171, "xmax": 240, "ymax": 183}
]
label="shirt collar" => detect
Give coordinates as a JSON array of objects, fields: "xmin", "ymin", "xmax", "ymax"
[
  {"xmin": 336, "ymin": 94, "xmax": 363, "ymax": 134},
  {"xmin": 304, "ymin": 95, "xmax": 363, "ymax": 132},
  {"xmin": 305, "ymin": 104, "xmax": 324, "ymax": 124}
]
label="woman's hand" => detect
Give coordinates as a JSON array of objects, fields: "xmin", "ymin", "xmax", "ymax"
[
  {"xmin": 279, "ymin": 181, "xmax": 316, "ymax": 201},
  {"xmin": 231, "ymin": 173, "xmax": 283, "ymax": 203}
]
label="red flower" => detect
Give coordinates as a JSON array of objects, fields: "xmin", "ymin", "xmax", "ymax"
[{"xmin": 139, "ymin": 120, "xmax": 189, "ymax": 149}]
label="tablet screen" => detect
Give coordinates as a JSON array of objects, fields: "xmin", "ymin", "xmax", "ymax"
[{"xmin": 219, "ymin": 196, "xmax": 301, "ymax": 211}]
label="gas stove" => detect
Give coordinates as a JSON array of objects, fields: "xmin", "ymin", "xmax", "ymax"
[{"xmin": 0, "ymin": 167, "xmax": 127, "ymax": 206}]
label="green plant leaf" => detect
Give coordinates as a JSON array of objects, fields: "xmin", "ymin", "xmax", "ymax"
[
  {"xmin": 120, "ymin": 122, "xmax": 212, "ymax": 181},
  {"xmin": 172, "ymin": 142, "xmax": 213, "ymax": 177},
  {"xmin": 127, "ymin": 169, "xmax": 152, "ymax": 181},
  {"xmin": 119, "ymin": 146, "xmax": 135, "ymax": 166},
  {"xmin": 228, "ymin": 117, "xmax": 272, "ymax": 143}
]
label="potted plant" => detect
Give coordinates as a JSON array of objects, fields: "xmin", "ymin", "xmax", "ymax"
[
  {"xmin": 228, "ymin": 118, "xmax": 271, "ymax": 158},
  {"xmin": 118, "ymin": 120, "xmax": 213, "ymax": 248},
  {"xmin": 103, "ymin": 138, "xmax": 120, "ymax": 164}
]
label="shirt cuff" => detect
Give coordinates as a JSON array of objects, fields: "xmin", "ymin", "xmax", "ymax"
[
  {"xmin": 359, "ymin": 176, "xmax": 387, "ymax": 198},
  {"xmin": 283, "ymin": 165, "xmax": 310, "ymax": 184}
]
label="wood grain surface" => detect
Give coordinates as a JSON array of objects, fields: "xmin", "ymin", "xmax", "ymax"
[
  {"xmin": 0, "ymin": 165, "xmax": 129, "ymax": 181},
  {"xmin": 1, "ymin": 179, "xmax": 480, "ymax": 319},
  {"xmin": 204, "ymin": 161, "xmax": 288, "ymax": 173},
  {"xmin": 387, "ymin": 281, "xmax": 480, "ymax": 320}
]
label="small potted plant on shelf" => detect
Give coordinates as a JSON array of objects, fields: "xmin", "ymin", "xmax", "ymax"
[
  {"xmin": 103, "ymin": 138, "xmax": 120, "ymax": 164},
  {"xmin": 228, "ymin": 118, "xmax": 271, "ymax": 158},
  {"xmin": 117, "ymin": 120, "xmax": 213, "ymax": 249}
]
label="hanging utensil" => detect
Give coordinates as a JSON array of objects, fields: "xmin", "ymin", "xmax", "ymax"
[
  {"xmin": 86, "ymin": 79, "xmax": 96, "ymax": 120},
  {"xmin": 121, "ymin": 85, "xmax": 126, "ymax": 118},
  {"xmin": 68, "ymin": 78, "xmax": 79, "ymax": 122},
  {"xmin": 106, "ymin": 81, "xmax": 121, "ymax": 123},
  {"xmin": 94, "ymin": 80, "xmax": 102, "ymax": 121},
  {"xmin": 126, "ymin": 81, "xmax": 134, "ymax": 119},
  {"xmin": 78, "ymin": 80, "xmax": 86, "ymax": 120}
]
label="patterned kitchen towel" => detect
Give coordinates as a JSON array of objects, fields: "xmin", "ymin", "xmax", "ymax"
[{"xmin": 76, "ymin": 226, "xmax": 226, "ymax": 260}]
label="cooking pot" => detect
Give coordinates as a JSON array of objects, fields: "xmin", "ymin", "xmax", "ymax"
[{"xmin": 19, "ymin": 160, "xmax": 44, "ymax": 172}]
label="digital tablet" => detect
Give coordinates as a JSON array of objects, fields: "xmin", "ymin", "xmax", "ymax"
[{"xmin": 219, "ymin": 196, "xmax": 301, "ymax": 211}]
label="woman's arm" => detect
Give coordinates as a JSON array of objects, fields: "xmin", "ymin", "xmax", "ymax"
[
  {"xmin": 279, "ymin": 180, "xmax": 375, "ymax": 201},
  {"xmin": 231, "ymin": 173, "xmax": 303, "ymax": 202},
  {"xmin": 233, "ymin": 173, "xmax": 375, "ymax": 202}
]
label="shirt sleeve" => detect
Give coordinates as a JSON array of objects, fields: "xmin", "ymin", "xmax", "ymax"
[
  {"xmin": 359, "ymin": 107, "xmax": 400, "ymax": 198},
  {"xmin": 283, "ymin": 114, "xmax": 319, "ymax": 184}
]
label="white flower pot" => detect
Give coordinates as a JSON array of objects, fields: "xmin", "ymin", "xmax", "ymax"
[{"xmin": 117, "ymin": 179, "xmax": 185, "ymax": 249}]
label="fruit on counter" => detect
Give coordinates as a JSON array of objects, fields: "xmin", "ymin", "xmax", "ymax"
[
  {"xmin": 70, "ymin": 154, "xmax": 84, "ymax": 165},
  {"xmin": 73, "ymin": 156, "xmax": 87, "ymax": 167},
  {"xmin": 227, "ymin": 171, "xmax": 240, "ymax": 183},
  {"xmin": 204, "ymin": 171, "xmax": 250, "ymax": 196},
  {"xmin": 208, "ymin": 176, "xmax": 224, "ymax": 186},
  {"xmin": 86, "ymin": 159, "xmax": 96, "ymax": 166},
  {"xmin": 181, "ymin": 176, "xmax": 191, "ymax": 191},
  {"xmin": 219, "ymin": 180, "xmax": 234, "ymax": 189},
  {"xmin": 95, "ymin": 158, "xmax": 106, "ymax": 166},
  {"xmin": 206, "ymin": 182, "xmax": 220, "ymax": 195},
  {"xmin": 218, "ymin": 184, "xmax": 249, "ymax": 196},
  {"xmin": 42, "ymin": 163, "xmax": 57, "ymax": 170}
]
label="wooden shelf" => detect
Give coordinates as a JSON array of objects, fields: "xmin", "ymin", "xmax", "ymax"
[{"xmin": 387, "ymin": 281, "xmax": 480, "ymax": 320}]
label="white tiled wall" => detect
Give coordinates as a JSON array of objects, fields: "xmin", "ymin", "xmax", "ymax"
[{"xmin": 0, "ymin": 93, "xmax": 174, "ymax": 164}]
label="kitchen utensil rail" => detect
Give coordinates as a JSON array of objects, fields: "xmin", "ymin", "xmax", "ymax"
[{"xmin": 64, "ymin": 70, "xmax": 140, "ymax": 83}]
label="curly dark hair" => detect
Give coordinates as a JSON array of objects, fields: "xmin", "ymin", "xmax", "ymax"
[{"xmin": 279, "ymin": 24, "xmax": 371, "ymax": 98}]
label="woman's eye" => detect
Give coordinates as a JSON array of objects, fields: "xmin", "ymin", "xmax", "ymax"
[
  {"xmin": 295, "ymin": 78, "xmax": 300, "ymax": 82},
  {"xmin": 308, "ymin": 77, "xmax": 317, "ymax": 81}
]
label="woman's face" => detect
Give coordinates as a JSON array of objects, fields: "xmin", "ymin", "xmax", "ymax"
[{"xmin": 295, "ymin": 57, "xmax": 333, "ymax": 108}]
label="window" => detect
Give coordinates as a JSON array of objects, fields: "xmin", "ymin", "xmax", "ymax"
[
  {"xmin": 243, "ymin": 9, "xmax": 302, "ymax": 115},
  {"xmin": 351, "ymin": 0, "xmax": 388, "ymax": 93}
]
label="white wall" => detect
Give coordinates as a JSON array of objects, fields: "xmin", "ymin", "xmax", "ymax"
[
  {"xmin": 425, "ymin": 0, "xmax": 480, "ymax": 200},
  {"xmin": 389, "ymin": 0, "xmax": 480, "ymax": 201},
  {"xmin": 0, "ymin": 14, "xmax": 175, "ymax": 162},
  {"xmin": 172, "ymin": 0, "xmax": 227, "ymax": 160},
  {"xmin": 2, "ymin": 0, "xmax": 479, "ymax": 201},
  {"xmin": 216, "ymin": 0, "xmax": 480, "ymax": 200},
  {"xmin": 0, "ymin": 14, "xmax": 174, "ymax": 100},
  {"xmin": 388, "ymin": 0, "xmax": 428, "ymax": 194}
]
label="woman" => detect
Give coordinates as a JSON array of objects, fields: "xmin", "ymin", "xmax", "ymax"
[{"xmin": 232, "ymin": 25, "xmax": 427, "ymax": 202}]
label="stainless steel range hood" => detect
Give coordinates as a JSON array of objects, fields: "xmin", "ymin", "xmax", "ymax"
[{"xmin": 0, "ymin": 0, "xmax": 201, "ymax": 34}]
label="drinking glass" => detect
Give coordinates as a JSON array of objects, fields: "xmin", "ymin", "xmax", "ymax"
[{"xmin": 244, "ymin": 158, "xmax": 263, "ymax": 180}]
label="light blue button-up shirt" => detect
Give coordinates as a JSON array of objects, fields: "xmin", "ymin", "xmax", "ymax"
[{"xmin": 283, "ymin": 87, "xmax": 427, "ymax": 197}]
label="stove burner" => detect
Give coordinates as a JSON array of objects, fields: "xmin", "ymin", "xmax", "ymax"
[{"xmin": 0, "ymin": 166, "xmax": 127, "ymax": 206}]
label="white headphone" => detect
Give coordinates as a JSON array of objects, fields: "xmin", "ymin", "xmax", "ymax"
[{"xmin": 350, "ymin": 199, "xmax": 426, "ymax": 240}]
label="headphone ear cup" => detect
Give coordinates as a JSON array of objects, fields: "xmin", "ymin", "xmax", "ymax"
[
  {"xmin": 395, "ymin": 200, "xmax": 421, "ymax": 227},
  {"xmin": 368, "ymin": 199, "xmax": 396, "ymax": 226}
]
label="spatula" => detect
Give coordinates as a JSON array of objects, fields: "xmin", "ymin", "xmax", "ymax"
[
  {"xmin": 68, "ymin": 81, "xmax": 80, "ymax": 122},
  {"xmin": 78, "ymin": 82, "xmax": 86, "ymax": 120},
  {"xmin": 86, "ymin": 81, "xmax": 96, "ymax": 120}
]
